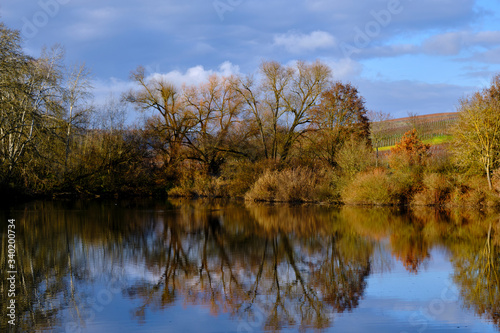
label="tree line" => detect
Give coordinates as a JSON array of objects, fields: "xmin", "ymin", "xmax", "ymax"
[
  {"xmin": 0, "ymin": 22, "xmax": 370, "ymax": 199},
  {"xmin": 2, "ymin": 20, "xmax": 500, "ymax": 205}
]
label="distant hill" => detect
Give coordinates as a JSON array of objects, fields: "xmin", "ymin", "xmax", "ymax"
[
  {"xmin": 372, "ymin": 112, "xmax": 458, "ymax": 148},
  {"xmin": 385, "ymin": 112, "xmax": 458, "ymax": 124}
]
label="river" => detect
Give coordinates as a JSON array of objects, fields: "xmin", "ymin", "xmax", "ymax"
[{"xmin": 0, "ymin": 199, "xmax": 498, "ymax": 332}]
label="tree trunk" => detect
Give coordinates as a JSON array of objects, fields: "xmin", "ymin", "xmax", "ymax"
[{"xmin": 486, "ymin": 158, "xmax": 492, "ymax": 190}]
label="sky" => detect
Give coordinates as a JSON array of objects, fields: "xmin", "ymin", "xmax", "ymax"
[{"xmin": 2, "ymin": 0, "xmax": 500, "ymax": 119}]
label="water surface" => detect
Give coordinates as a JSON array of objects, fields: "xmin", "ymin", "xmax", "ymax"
[{"xmin": 0, "ymin": 199, "xmax": 499, "ymax": 332}]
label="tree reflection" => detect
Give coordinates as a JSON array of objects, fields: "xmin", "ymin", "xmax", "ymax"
[
  {"xmin": 0, "ymin": 200, "xmax": 161, "ymax": 332},
  {"xmin": 453, "ymin": 222, "xmax": 500, "ymax": 328},
  {"xmin": 122, "ymin": 203, "xmax": 373, "ymax": 331},
  {"xmin": 339, "ymin": 206, "xmax": 432, "ymax": 274},
  {"xmin": 0, "ymin": 202, "xmax": 90, "ymax": 332},
  {"xmin": 390, "ymin": 221, "xmax": 430, "ymax": 274},
  {"xmin": 2, "ymin": 200, "xmax": 500, "ymax": 332},
  {"xmin": 310, "ymin": 232, "xmax": 371, "ymax": 312}
]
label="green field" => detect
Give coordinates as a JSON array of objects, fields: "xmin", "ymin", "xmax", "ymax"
[
  {"xmin": 377, "ymin": 134, "xmax": 453, "ymax": 151},
  {"xmin": 424, "ymin": 134, "xmax": 453, "ymax": 145}
]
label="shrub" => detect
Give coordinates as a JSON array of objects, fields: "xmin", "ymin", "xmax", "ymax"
[
  {"xmin": 315, "ymin": 170, "xmax": 343, "ymax": 203},
  {"xmin": 342, "ymin": 168, "xmax": 395, "ymax": 205},
  {"xmin": 167, "ymin": 185, "xmax": 194, "ymax": 198},
  {"xmin": 385, "ymin": 129, "xmax": 431, "ymax": 204},
  {"xmin": 244, "ymin": 167, "xmax": 334, "ymax": 203},
  {"xmin": 389, "ymin": 129, "xmax": 430, "ymax": 173},
  {"xmin": 221, "ymin": 159, "xmax": 275, "ymax": 198},
  {"xmin": 390, "ymin": 169, "xmax": 420, "ymax": 204},
  {"xmin": 335, "ymin": 137, "xmax": 375, "ymax": 178},
  {"xmin": 448, "ymin": 176, "xmax": 500, "ymax": 207},
  {"xmin": 492, "ymin": 168, "xmax": 500, "ymax": 193},
  {"xmin": 412, "ymin": 173, "xmax": 452, "ymax": 206},
  {"xmin": 426, "ymin": 145, "xmax": 454, "ymax": 174},
  {"xmin": 168, "ymin": 171, "xmax": 228, "ymax": 198}
]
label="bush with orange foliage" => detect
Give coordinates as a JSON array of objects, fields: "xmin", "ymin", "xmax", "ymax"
[
  {"xmin": 386, "ymin": 129, "xmax": 431, "ymax": 204},
  {"xmin": 389, "ymin": 129, "xmax": 431, "ymax": 173}
]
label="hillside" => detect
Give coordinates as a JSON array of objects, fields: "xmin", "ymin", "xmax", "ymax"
[{"xmin": 372, "ymin": 112, "xmax": 458, "ymax": 148}]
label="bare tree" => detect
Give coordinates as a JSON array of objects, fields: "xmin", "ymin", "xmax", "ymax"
[
  {"xmin": 125, "ymin": 66, "xmax": 196, "ymax": 170},
  {"xmin": 259, "ymin": 60, "xmax": 294, "ymax": 161},
  {"xmin": 406, "ymin": 111, "xmax": 425, "ymax": 136},
  {"xmin": 91, "ymin": 94, "xmax": 127, "ymax": 133},
  {"xmin": 236, "ymin": 60, "xmax": 331, "ymax": 163},
  {"xmin": 183, "ymin": 74, "xmax": 244, "ymax": 175},
  {"xmin": 63, "ymin": 63, "xmax": 93, "ymax": 175},
  {"xmin": 279, "ymin": 60, "xmax": 331, "ymax": 162},
  {"xmin": 0, "ymin": 24, "xmax": 64, "ymax": 181},
  {"xmin": 232, "ymin": 75, "xmax": 270, "ymax": 159}
]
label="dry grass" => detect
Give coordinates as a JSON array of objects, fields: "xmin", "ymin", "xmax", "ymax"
[
  {"xmin": 168, "ymin": 171, "xmax": 228, "ymax": 198},
  {"xmin": 244, "ymin": 167, "xmax": 334, "ymax": 203},
  {"xmin": 342, "ymin": 168, "xmax": 395, "ymax": 205},
  {"xmin": 492, "ymin": 168, "xmax": 500, "ymax": 193},
  {"xmin": 221, "ymin": 159, "xmax": 276, "ymax": 198},
  {"xmin": 447, "ymin": 176, "xmax": 500, "ymax": 207},
  {"xmin": 411, "ymin": 173, "xmax": 451, "ymax": 206},
  {"xmin": 335, "ymin": 138, "xmax": 375, "ymax": 178}
]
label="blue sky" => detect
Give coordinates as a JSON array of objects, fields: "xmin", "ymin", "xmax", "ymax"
[{"xmin": 2, "ymin": 0, "xmax": 500, "ymax": 118}]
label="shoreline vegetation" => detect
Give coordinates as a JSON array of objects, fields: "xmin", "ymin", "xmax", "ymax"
[{"xmin": 2, "ymin": 22, "xmax": 500, "ymax": 208}]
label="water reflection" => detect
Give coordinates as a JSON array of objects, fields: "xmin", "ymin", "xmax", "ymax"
[
  {"xmin": 0, "ymin": 200, "xmax": 499, "ymax": 332},
  {"xmin": 453, "ymin": 222, "xmax": 500, "ymax": 328},
  {"xmin": 122, "ymin": 202, "xmax": 374, "ymax": 331}
]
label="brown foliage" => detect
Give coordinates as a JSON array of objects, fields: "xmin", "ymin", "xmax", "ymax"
[
  {"xmin": 310, "ymin": 82, "xmax": 371, "ymax": 166},
  {"xmin": 342, "ymin": 168, "xmax": 395, "ymax": 205},
  {"xmin": 411, "ymin": 173, "xmax": 451, "ymax": 206},
  {"xmin": 244, "ymin": 167, "xmax": 335, "ymax": 203},
  {"xmin": 389, "ymin": 129, "xmax": 430, "ymax": 171}
]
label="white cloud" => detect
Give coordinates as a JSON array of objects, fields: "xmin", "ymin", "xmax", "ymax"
[
  {"xmin": 91, "ymin": 77, "xmax": 139, "ymax": 103},
  {"xmin": 323, "ymin": 58, "xmax": 363, "ymax": 80},
  {"xmin": 274, "ymin": 30, "xmax": 336, "ymax": 53},
  {"xmin": 423, "ymin": 33, "xmax": 463, "ymax": 55},
  {"xmin": 147, "ymin": 61, "xmax": 241, "ymax": 87},
  {"xmin": 471, "ymin": 31, "xmax": 500, "ymax": 45},
  {"xmin": 423, "ymin": 31, "xmax": 500, "ymax": 55},
  {"xmin": 218, "ymin": 61, "xmax": 241, "ymax": 77},
  {"xmin": 85, "ymin": 7, "xmax": 120, "ymax": 20},
  {"xmin": 348, "ymin": 30, "xmax": 500, "ymax": 59},
  {"xmin": 469, "ymin": 47, "xmax": 500, "ymax": 64}
]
